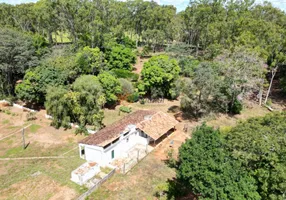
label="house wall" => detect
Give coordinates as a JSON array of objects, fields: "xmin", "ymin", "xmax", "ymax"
[{"xmin": 79, "ymin": 126, "xmax": 150, "ymax": 166}]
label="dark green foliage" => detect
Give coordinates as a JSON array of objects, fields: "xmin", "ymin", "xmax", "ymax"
[
  {"xmin": 15, "ymin": 66, "xmax": 67, "ymax": 104},
  {"xmin": 116, "ymin": 36, "xmax": 136, "ymax": 49},
  {"xmin": 119, "ymin": 106, "xmax": 132, "ymax": 113},
  {"xmin": 76, "ymin": 46, "xmax": 106, "ymax": 75},
  {"xmin": 176, "ymin": 124, "xmax": 260, "ymax": 200},
  {"xmin": 98, "ymin": 72, "xmax": 122, "ymax": 106},
  {"xmin": 226, "ymin": 112, "xmax": 286, "ymax": 199},
  {"xmin": 139, "ymin": 55, "xmax": 180, "ymax": 99},
  {"xmin": 229, "ymin": 99, "xmax": 243, "ymax": 114},
  {"xmin": 106, "ymin": 45, "xmax": 136, "ymax": 71},
  {"xmin": 110, "ymin": 69, "xmax": 139, "ymax": 82},
  {"xmin": 0, "ymin": 28, "xmax": 38, "ymax": 96},
  {"xmin": 127, "ymin": 93, "xmax": 139, "ymax": 103}
]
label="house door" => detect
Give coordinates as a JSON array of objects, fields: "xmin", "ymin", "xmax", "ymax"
[{"xmin": 111, "ymin": 150, "xmax": 115, "ymax": 159}]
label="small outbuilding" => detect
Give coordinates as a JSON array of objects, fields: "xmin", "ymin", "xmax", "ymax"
[{"xmin": 78, "ymin": 110, "xmax": 178, "ymax": 166}]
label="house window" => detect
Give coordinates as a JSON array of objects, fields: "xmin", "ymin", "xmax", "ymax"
[
  {"xmin": 80, "ymin": 146, "xmax": 85, "ymax": 159},
  {"xmin": 111, "ymin": 150, "xmax": 115, "ymax": 159}
]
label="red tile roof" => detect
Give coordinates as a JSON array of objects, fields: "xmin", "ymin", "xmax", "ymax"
[{"xmin": 79, "ymin": 110, "xmax": 178, "ymax": 147}]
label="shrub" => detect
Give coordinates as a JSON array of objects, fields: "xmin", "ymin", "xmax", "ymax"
[
  {"xmin": 119, "ymin": 106, "xmax": 132, "ymax": 113},
  {"xmin": 26, "ymin": 112, "xmax": 37, "ymax": 121},
  {"xmin": 229, "ymin": 99, "xmax": 243, "ymax": 114},
  {"xmin": 119, "ymin": 78, "xmax": 134, "ymax": 96},
  {"xmin": 106, "ymin": 45, "xmax": 136, "ymax": 71},
  {"xmin": 127, "ymin": 92, "xmax": 139, "ymax": 103}
]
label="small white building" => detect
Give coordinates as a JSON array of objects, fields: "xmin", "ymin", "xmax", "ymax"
[
  {"xmin": 71, "ymin": 162, "xmax": 100, "ymax": 185},
  {"xmin": 78, "ymin": 110, "xmax": 178, "ymax": 167}
]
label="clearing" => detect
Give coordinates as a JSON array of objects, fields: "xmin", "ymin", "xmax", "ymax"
[{"xmin": 0, "ymin": 104, "xmax": 86, "ymax": 200}]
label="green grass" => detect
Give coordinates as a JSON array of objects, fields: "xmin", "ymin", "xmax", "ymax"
[
  {"xmin": 0, "ymin": 147, "xmax": 87, "ymax": 197},
  {"xmin": 29, "ymin": 124, "xmax": 41, "ymax": 133},
  {"xmin": 1, "ymin": 119, "xmax": 9, "ymax": 124}
]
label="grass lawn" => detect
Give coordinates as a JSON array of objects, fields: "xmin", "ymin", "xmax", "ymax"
[{"xmin": 0, "ymin": 148, "xmax": 87, "ymax": 199}]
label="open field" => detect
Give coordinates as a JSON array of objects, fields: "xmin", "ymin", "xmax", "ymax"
[{"xmin": 0, "ymin": 105, "xmax": 86, "ymax": 200}]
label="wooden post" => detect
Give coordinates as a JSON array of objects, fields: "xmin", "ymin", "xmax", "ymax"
[
  {"xmin": 22, "ymin": 128, "xmax": 25, "ymax": 149},
  {"xmin": 137, "ymin": 149, "xmax": 139, "ymax": 162}
]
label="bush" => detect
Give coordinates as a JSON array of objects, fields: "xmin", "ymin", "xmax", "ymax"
[
  {"xmin": 110, "ymin": 69, "xmax": 139, "ymax": 82},
  {"xmin": 26, "ymin": 112, "xmax": 37, "ymax": 121},
  {"xmin": 127, "ymin": 92, "xmax": 139, "ymax": 103},
  {"xmin": 229, "ymin": 99, "xmax": 243, "ymax": 114},
  {"xmin": 106, "ymin": 44, "xmax": 136, "ymax": 71},
  {"xmin": 119, "ymin": 106, "xmax": 132, "ymax": 113},
  {"xmin": 119, "ymin": 78, "xmax": 134, "ymax": 96}
]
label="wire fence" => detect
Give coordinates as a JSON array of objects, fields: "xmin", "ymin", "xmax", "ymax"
[{"xmin": 77, "ymin": 168, "xmax": 116, "ymax": 200}]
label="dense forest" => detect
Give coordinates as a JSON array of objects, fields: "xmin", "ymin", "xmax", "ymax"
[{"xmin": 0, "ymin": 0, "xmax": 286, "ymax": 199}]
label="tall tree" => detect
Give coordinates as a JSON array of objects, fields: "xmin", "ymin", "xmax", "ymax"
[{"xmin": 0, "ymin": 28, "xmax": 38, "ymax": 96}]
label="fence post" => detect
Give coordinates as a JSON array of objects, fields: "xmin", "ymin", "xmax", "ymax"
[
  {"xmin": 137, "ymin": 149, "xmax": 139, "ymax": 162},
  {"xmin": 22, "ymin": 128, "xmax": 25, "ymax": 149}
]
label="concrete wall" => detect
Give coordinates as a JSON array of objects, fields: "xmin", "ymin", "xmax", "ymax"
[{"xmin": 71, "ymin": 162, "xmax": 100, "ymax": 186}]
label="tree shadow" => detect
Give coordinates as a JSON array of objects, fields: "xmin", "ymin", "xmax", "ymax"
[{"xmin": 165, "ymin": 178, "xmax": 198, "ymax": 200}]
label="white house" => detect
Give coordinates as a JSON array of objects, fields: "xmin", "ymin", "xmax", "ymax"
[{"xmin": 78, "ymin": 110, "xmax": 178, "ymax": 167}]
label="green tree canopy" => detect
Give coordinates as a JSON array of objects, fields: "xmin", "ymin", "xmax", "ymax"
[
  {"xmin": 45, "ymin": 75, "xmax": 105, "ymax": 130},
  {"xmin": 15, "ymin": 65, "xmax": 67, "ymax": 104},
  {"xmin": 76, "ymin": 46, "xmax": 106, "ymax": 75},
  {"xmin": 0, "ymin": 28, "xmax": 38, "ymax": 97},
  {"xmin": 98, "ymin": 72, "xmax": 122, "ymax": 105},
  {"xmin": 139, "ymin": 55, "xmax": 180, "ymax": 99},
  {"xmin": 226, "ymin": 112, "xmax": 286, "ymax": 199},
  {"xmin": 106, "ymin": 44, "xmax": 136, "ymax": 71},
  {"xmin": 176, "ymin": 124, "xmax": 260, "ymax": 200}
]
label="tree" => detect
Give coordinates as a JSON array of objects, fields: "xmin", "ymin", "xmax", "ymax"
[
  {"xmin": 45, "ymin": 75, "xmax": 105, "ymax": 130},
  {"xmin": 15, "ymin": 65, "xmax": 67, "ymax": 104},
  {"xmin": 76, "ymin": 46, "xmax": 106, "ymax": 75},
  {"xmin": 226, "ymin": 112, "xmax": 286, "ymax": 199},
  {"xmin": 106, "ymin": 44, "xmax": 136, "ymax": 71},
  {"xmin": 180, "ymin": 62, "xmax": 223, "ymax": 117},
  {"xmin": 215, "ymin": 48, "xmax": 266, "ymax": 108},
  {"xmin": 175, "ymin": 124, "xmax": 260, "ymax": 200},
  {"xmin": 98, "ymin": 72, "xmax": 122, "ymax": 105},
  {"xmin": 0, "ymin": 28, "xmax": 38, "ymax": 97},
  {"xmin": 139, "ymin": 55, "xmax": 180, "ymax": 99}
]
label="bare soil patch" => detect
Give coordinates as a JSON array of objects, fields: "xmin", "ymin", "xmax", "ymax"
[{"xmin": 133, "ymin": 57, "xmax": 149, "ymax": 75}]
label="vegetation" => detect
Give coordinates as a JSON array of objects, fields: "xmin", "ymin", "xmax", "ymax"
[
  {"xmin": 139, "ymin": 55, "xmax": 180, "ymax": 99},
  {"xmin": 1, "ymin": 1, "xmax": 286, "ymax": 197},
  {"xmin": 45, "ymin": 75, "xmax": 105, "ymax": 129},
  {"xmin": 172, "ymin": 113, "xmax": 286, "ymax": 199}
]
